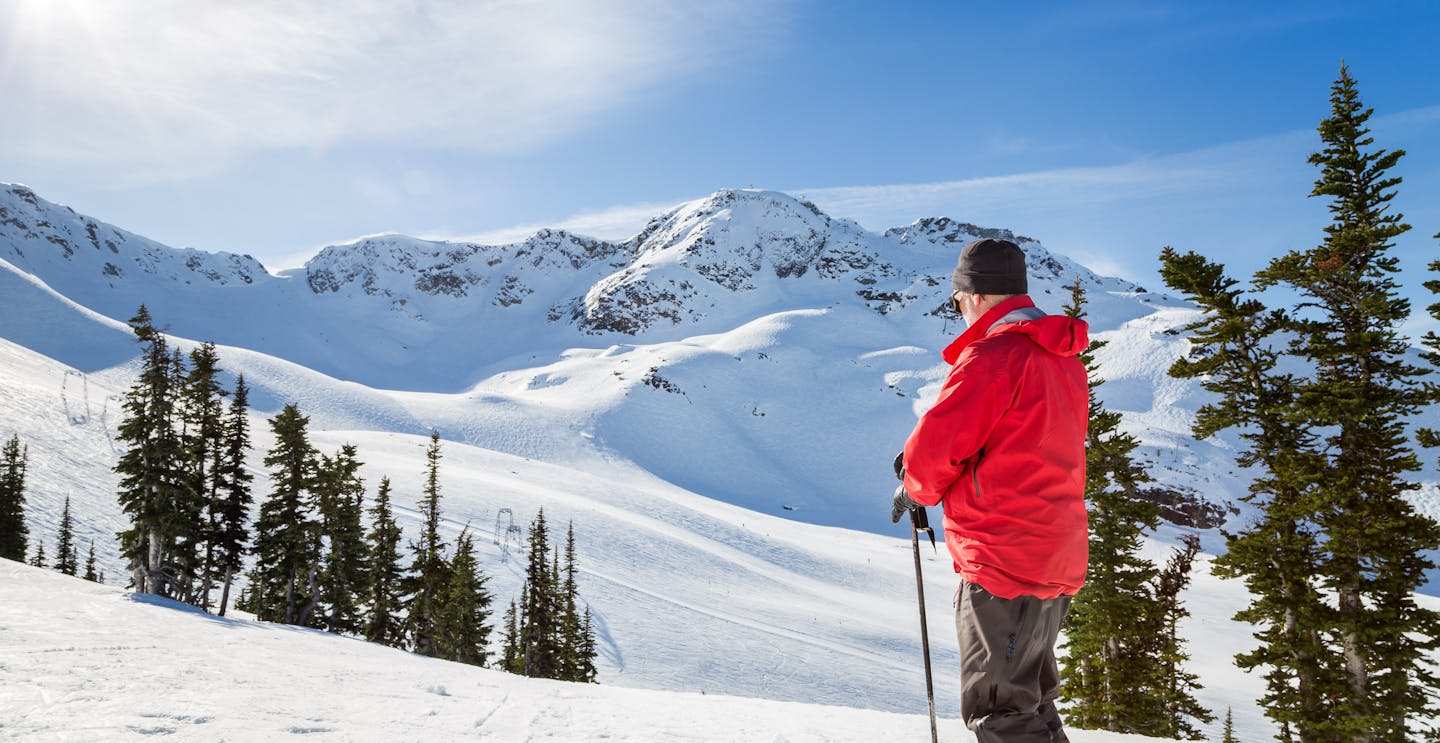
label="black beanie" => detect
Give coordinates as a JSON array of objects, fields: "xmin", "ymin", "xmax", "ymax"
[{"xmin": 951, "ymin": 238, "xmax": 1028, "ymax": 295}]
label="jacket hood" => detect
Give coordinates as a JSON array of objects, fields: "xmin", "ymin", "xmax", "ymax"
[
  {"xmin": 942, "ymin": 295, "xmax": 1090, "ymax": 365},
  {"xmin": 996, "ymin": 314, "xmax": 1090, "ymax": 357}
]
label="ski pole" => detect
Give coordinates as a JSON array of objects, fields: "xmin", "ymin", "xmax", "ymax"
[{"xmin": 910, "ymin": 505, "xmax": 939, "ymax": 743}]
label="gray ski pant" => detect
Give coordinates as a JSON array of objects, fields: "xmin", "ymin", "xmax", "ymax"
[{"xmin": 956, "ymin": 581, "xmax": 1072, "ymax": 743}]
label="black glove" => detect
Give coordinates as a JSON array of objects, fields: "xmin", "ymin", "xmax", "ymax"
[
  {"xmin": 891, "ymin": 484, "xmax": 920, "ymax": 524},
  {"xmin": 893, "ymin": 451, "xmax": 906, "ymax": 481}
]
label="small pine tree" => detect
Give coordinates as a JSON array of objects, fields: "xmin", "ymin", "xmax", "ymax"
[
  {"xmin": 1145, "ymin": 535, "xmax": 1212, "ymax": 739},
  {"xmin": 435, "ymin": 528, "xmax": 493, "ymax": 666},
  {"xmin": 31, "ymin": 540, "xmax": 46, "ymax": 568},
  {"xmin": 405, "ymin": 432, "xmax": 450, "ymax": 657},
  {"xmin": 182, "ymin": 342, "xmax": 228, "ymax": 610},
  {"xmin": 246, "ymin": 404, "xmax": 320, "ymax": 625},
  {"xmin": 83, "ymin": 539, "xmax": 99, "ymax": 582},
  {"xmin": 315, "ymin": 444, "xmax": 370, "ymax": 636},
  {"xmin": 500, "ymin": 598, "xmax": 522, "ymax": 674},
  {"xmin": 0, "ymin": 433, "xmax": 28, "ymax": 562},
  {"xmin": 214, "ymin": 374, "xmax": 252, "ymax": 617},
  {"xmin": 1222, "ymin": 707, "xmax": 1236, "ymax": 743},
  {"xmin": 114, "ymin": 305, "xmax": 189, "ymax": 597},
  {"xmin": 364, "ymin": 476, "xmax": 406, "ymax": 647},
  {"xmin": 518, "ymin": 507, "xmax": 561, "ymax": 678},
  {"xmin": 54, "ymin": 494, "xmax": 78, "ymax": 576}
]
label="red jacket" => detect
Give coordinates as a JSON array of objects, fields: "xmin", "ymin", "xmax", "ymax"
[{"xmin": 902, "ymin": 295, "xmax": 1090, "ymax": 599}]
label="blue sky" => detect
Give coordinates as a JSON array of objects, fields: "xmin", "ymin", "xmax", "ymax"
[{"xmin": 3, "ymin": 0, "xmax": 1438, "ymax": 313}]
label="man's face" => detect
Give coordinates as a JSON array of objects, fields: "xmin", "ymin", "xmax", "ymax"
[{"xmin": 953, "ymin": 292, "xmax": 988, "ymax": 327}]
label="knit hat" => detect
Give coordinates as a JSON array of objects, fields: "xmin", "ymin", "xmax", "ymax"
[{"xmin": 951, "ymin": 238, "xmax": 1028, "ymax": 295}]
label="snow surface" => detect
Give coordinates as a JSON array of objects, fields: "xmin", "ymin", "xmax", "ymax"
[
  {"xmin": 5, "ymin": 183, "xmax": 1440, "ymax": 740},
  {"xmin": 0, "ymin": 559, "xmax": 1179, "ymax": 742}
]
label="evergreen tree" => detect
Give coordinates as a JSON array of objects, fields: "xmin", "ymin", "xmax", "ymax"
[
  {"xmin": 246, "ymin": 404, "xmax": 320, "ymax": 625},
  {"xmin": 1161, "ymin": 246, "xmax": 1330, "ymax": 740},
  {"xmin": 518, "ymin": 507, "xmax": 561, "ymax": 678},
  {"xmin": 1222, "ymin": 707, "xmax": 1237, "ymax": 743},
  {"xmin": 0, "ymin": 433, "xmax": 28, "ymax": 561},
  {"xmin": 435, "ymin": 528, "xmax": 493, "ymax": 666},
  {"xmin": 31, "ymin": 540, "xmax": 46, "ymax": 568},
  {"xmin": 364, "ymin": 476, "xmax": 406, "ymax": 647},
  {"xmin": 83, "ymin": 539, "xmax": 99, "ymax": 582},
  {"xmin": 1058, "ymin": 279, "xmax": 1173, "ymax": 734},
  {"xmin": 181, "ymin": 342, "xmax": 228, "ymax": 610},
  {"xmin": 1254, "ymin": 65, "xmax": 1440, "ymax": 741},
  {"xmin": 577, "ymin": 607, "xmax": 599, "ymax": 683},
  {"xmin": 1145, "ymin": 535, "xmax": 1212, "ymax": 739},
  {"xmin": 500, "ymin": 598, "xmax": 522, "ymax": 674},
  {"xmin": 214, "ymin": 375, "xmax": 253, "ymax": 617},
  {"xmin": 314, "ymin": 444, "xmax": 370, "ymax": 635},
  {"xmin": 54, "ymin": 494, "xmax": 78, "ymax": 576},
  {"xmin": 405, "ymin": 432, "xmax": 450, "ymax": 657},
  {"xmin": 114, "ymin": 306, "xmax": 189, "ymax": 598}
]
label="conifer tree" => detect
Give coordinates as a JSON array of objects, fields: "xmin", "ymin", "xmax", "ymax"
[
  {"xmin": 31, "ymin": 540, "xmax": 46, "ymax": 568},
  {"xmin": 1161, "ymin": 246, "xmax": 1329, "ymax": 739},
  {"xmin": 83, "ymin": 539, "xmax": 99, "ymax": 582},
  {"xmin": 0, "ymin": 433, "xmax": 28, "ymax": 561},
  {"xmin": 246, "ymin": 404, "xmax": 320, "ymax": 625},
  {"xmin": 315, "ymin": 444, "xmax": 370, "ymax": 635},
  {"xmin": 436, "ymin": 528, "xmax": 493, "ymax": 666},
  {"xmin": 1222, "ymin": 708, "xmax": 1236, "ymax": 743},
  {"xmin": 519, "ymin": 508, "xmax": 561, "ymax": 677},
  {"xmin": 182, "ymin": 342, "xmax": 228, "ymax": 610},
  {"xmin": 405, "ymin": 432, "xmax": 450, "ymax": 657},
  {"xmin": 54, "ymin": 494, "xmax": 78, "ymax": 576},
  {"xmin": 114, "ymin": 305, "xmax": 189, "ymax": 597},
  {"xmin": 1145, "ymin": 535, "xmax": 1212, "ymax": 739},
  {"xmin": 214, "ymin": 375, "xmax": 252, "ymax": 617},
  {"xmin": 364, "ymin": 476, "xmax": 406, "ymax": 647},
  {"xmin": 500, "ymin": 598, "xmax": 522, "ymax": 674},
  {"xmin": 1253, "ymin": 65, "xmax": 1440, "ymax": 741},
  {"xmin": 577, "ymin": 607, "xmax": 599, "ymax": 683},
  {"xmin": 1058, "ymin": 279, "xmax": 1175, "ymax": 734}
]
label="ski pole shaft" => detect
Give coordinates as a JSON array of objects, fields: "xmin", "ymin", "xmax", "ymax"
[{"xmin": 911, "ymin": 510, "xmax": 939, "ymax": 743}]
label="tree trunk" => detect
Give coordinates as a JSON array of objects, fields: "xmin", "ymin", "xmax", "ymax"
[{"xmin": 218, "ymin": 565, "xmax": 234, "ymax": 617}]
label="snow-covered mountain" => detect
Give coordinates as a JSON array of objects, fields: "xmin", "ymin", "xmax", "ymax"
[{"xmin": 2, "ymin": 180, "xmax": 1410, "ymax": 740}]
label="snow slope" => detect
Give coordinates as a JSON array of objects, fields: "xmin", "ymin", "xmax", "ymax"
[{"xmin": 1, "ymin": 559, "xmax": 1182, "ymax": 742}]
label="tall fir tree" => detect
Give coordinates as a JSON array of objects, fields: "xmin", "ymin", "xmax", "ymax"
[
  {"xmin": 0, "ymin": 433, "xmax": 28, "ymax": 561},
  {"xmin": 405, "ymin": 432, "xmax": 450, "ymax": 657},
  {"xmin": 54, "ymin": 494, "xmax": 78, "ymax": 576},
  {"xmin": 1059, "ymin": 279, "xmax": 1180, "ymax": 735},
  {"xmin": 518, "ymin": 507, "xmax": 561, "ymax": 678},
  {"xmin": 214, "ymin": 374, "xmax": 253, "ymax": 617},
  {"xmin": 1253, "ymin": 65, "xmax": 1440, "ymax": 741},
  {"xmin": 435, "ymin": 528, "xmax": 493, "ymax": 666},
  {"xmin": 314, "ymin": 444, "xmax": 370, "ymax": 635},
  {"xmin": 556, "ymin": 521, "xmax": 597, "ymax": 682},
  {"xmin": 1161, "ymin": 246, "xmax": 1330, "ymax": 740},
  {"xmin": 113, "ymin": 306, "xmax": 190, "ymax": 598},
  {"xmin": 364, "ymin": 476, "xmax": 407, "ymax": 647},
  {"xmin": 181, "ymin": 342, "xmax": 228, "ymax": 610},
  {"xmin": 245, "ymin": 404, "xmax": 320, "ymax": 625}
]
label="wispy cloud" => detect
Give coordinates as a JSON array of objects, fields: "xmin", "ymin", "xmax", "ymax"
[{"xmin": 0, "ymin": 0, "xmax": 780, "ymax": 182}]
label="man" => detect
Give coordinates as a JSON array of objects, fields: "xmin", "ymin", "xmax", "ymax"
[{"xmin": 892, "ymin": 238, "xmax": 1089, "ymax": 743}]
